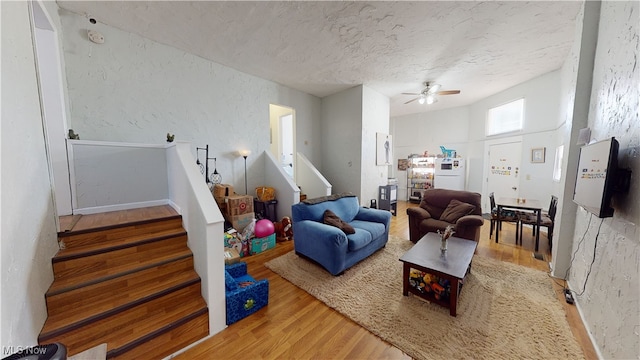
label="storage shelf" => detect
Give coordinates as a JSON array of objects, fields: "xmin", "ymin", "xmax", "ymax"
[{"xmin": 406, "ymin": 157, "xmax": 436, "ymax": 201}]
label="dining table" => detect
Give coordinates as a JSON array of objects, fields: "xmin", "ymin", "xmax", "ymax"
[{"xmin": 495, "ymin": 197, "xmax": 543, "ymax": 252}]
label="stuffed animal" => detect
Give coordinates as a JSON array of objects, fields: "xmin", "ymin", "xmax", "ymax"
[
  {"xmin": 282, "ymin": 216, "xmax": 293, "ymax": 240},
  {"xmin": 273, "ymin": 216, "xmax": 293, "ymax": 242}
]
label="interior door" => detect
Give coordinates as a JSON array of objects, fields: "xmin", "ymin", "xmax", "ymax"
[{"xmin": 487, "ymin": 141, "xmax": 522, "ymax": 204}]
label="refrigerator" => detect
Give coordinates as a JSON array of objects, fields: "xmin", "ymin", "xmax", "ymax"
[{"xmin": 434, "ymin": 158, "xmax": 465, "ymax": 190}]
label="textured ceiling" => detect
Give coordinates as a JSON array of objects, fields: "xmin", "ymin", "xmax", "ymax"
[{"xmin": 56, "ymin": 1, "xmax": 582, "ymax": 117}]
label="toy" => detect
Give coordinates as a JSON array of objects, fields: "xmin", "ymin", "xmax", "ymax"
[
  {"xmin": 273, "ymin": 216, "xmax": 293, "ymax": 242},
  {"xmin": 282, "ymin": 216, "xmax": 293, "ymax": 240},
  {"xmin": 254, "ymin": 219, "xmax": 275, "ymax": 238}
]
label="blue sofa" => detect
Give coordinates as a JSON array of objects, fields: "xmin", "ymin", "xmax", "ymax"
[{"xmin": 291, "ymin": 193, "xmax": 391, "ymax": 275}]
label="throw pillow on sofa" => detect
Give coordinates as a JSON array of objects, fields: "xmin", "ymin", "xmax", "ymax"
[
  {"xmin": 323, "ymin": 209, "xmax": 356, "ymax": 234},
  {"xmin": 440, "ymin": 199, "xmax": 476, "ymax": 223}
]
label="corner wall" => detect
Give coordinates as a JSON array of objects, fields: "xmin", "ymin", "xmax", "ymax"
[
  {"xmin": 567, "ymin": 2, "xmax": 639, "ymax": 358},
  {"xmin": 321, "ymin": 86, "xmax": 363, "ymax": 196},
  {"xmin": 1, "ymin": 1, "xmax": 60, "ymax": 348},
  {"xmin": 361, "ymin": 86, "xmax": 390, "ymax": 205}
]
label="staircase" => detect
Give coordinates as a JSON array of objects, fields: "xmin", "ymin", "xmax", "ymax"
[{"xmin": 39, "ymin": 207, "xmax": 209, "ymax": 358}]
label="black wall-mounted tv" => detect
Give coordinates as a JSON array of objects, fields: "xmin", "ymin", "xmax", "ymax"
[{"xmin": 573, "ymin": 137, "xmax": 619, "ymax": 218}]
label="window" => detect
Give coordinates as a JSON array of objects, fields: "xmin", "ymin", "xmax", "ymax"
[
  {"xmin": 553, "ymin": 145, "xmax": 564, "ymax": 182},
  {"xmin": 486, "ymin": 98, "xmax": 524, "ymax": 136}
]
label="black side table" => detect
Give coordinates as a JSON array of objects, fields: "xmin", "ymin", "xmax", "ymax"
[{"xmin": 254, "ymin": 199, "xmax": 278, "ymax": 222}]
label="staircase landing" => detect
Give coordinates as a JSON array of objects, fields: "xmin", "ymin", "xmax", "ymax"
[{"xmin": 59, "ymin": 205, "xmax": 178, "ymax": 233}]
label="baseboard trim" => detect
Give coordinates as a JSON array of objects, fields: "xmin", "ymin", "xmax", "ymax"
[
  {"xmin": 566, "ymin": 281, "xmax": 605, "ymax": 360},
  {"xmin": 74, "ymin": 199, "xmax": 170, "ymax": 215}
]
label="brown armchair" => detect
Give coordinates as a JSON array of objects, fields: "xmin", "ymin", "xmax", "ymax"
[{"xmin": 407, "ymin": 189, "xmax": 484, "ymax": 243}]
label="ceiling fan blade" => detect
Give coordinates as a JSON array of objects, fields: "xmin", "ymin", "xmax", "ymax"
[
  {"xmin": 437, "ymin": 90, "xmax": 461, "ymax": 95},
  {"xmin": 404, "ymin": 97, "xmax": 420, "ymax": 104},
  {"xmin": 401, "ymin": 92, "xmax": 421, "ymax": 96}
]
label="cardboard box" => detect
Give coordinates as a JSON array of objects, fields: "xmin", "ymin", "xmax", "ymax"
[
  {"xmin": 224, "ymin": 247, "xmax": 241, "ymax": 265},
  {"xmin": 250, "ymin": 233, "xmax": 276, "ymax": 255},
  {"xmin": 226, "ymin": 195, "xmax": 254, "ymax": 217},
  {"xmin": 230, "ymin": 212, "xmax": 255, "ymax": 232},
  {"xmin": 213, "ymin": 184, "xmax": 234, "ymax": 202}
]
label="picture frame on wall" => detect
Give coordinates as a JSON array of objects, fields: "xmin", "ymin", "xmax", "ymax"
[
  {"xmin": 531, "ymin": 147, "xmax": 546, "ymax": 163},
  {"xmin": 397, "ymin": 159, "xmax": 409, "ymax": 170},
  {"xmin": 376, "ymin": 133, "xmax": 392, "ymax": 166}
]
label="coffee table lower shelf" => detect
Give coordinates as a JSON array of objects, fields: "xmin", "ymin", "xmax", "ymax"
[{"xmin": 402, "ymin": 265, "xmax": 465, "ymax": 316}]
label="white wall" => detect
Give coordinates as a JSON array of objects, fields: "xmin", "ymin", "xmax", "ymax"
[
  {"xmin": 1, "ymin": 0, "xmax": 61, "ymax": 349},
  {"xmin": 391, "ymin": 107, "xmax": 470, "ymax": 200},
  {"xmin": 392, "ymin": 70, "xmax": 561, "ymax": 207},
  {"xmin": 567, "ymin": 2, "xmax": 639, "ymax": 358},
  {"xmin": 321, "ymin": 86, "xmax": 363, "ymax": 196},
  {"xmin": 58, "ymin": 9, "xmax": 322, "ymax": 197},
  {"xmin": 551, "ymin": 1, "xmax": 595, "ymax": 287},
  {"xmin": 469, "ymin": 70, "xmax": 561, "ymax": 209},
  {"xmin": 69, "ymin": 141, "xmax": 169, "ymax": 212},
  {"xmin": 361, "ymin": 86, "xmax": 390, "ymax": 205}
]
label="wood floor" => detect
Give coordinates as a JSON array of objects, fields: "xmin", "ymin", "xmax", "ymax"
[{"xmin": 173, "ymin": 201, "xmax": 597, "ymax": 360}]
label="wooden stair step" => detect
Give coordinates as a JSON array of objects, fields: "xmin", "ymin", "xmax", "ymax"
[
  {"xmin": 39, "ymin": 282, "xmax": 208, "ymax": 357},
  {"xmin": 58, "ymin": 215, "xmax": 184, "ymax": 250},
  {"xmin": 47, "ymin": 246, "xmax": 192, "ymax": 296},
  {"xmin": 54, "ymin": 228, "xmax": 187, "ymax": 262},
  {"xmin": 52, "ymin": 234, "xmax": 188, "ymax": 280},
  {"xmin": 41, "ymin": 258, "xmax": 200, "ymax": 338},
  {"xmin": 110, "ymin": 311, "xmax": 209, "ymax": 360}
]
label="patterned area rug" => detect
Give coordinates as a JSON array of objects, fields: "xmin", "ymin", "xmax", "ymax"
[{"xmin": 265, "ymin": 235, "xmax": 584, "ymax": 360}]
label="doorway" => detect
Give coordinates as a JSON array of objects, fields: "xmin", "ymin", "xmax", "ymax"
[
  {"xmin": 30, "ymin": 1, "xmax": 73, "ymax": 219},
  {"xmin": 269, "ymin": 104, "xmax": 296, "ymax": 180},
  {"xmin": 487, "ymin": 141, "xmax": 522, "ymax": 208}
]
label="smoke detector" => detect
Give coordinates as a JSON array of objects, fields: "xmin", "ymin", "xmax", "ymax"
[{"xmin": 87, "ymin": 30, "xmax": 104, "ymax": 44}]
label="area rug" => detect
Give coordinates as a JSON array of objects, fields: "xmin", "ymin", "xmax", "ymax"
[{"xmin": 265, "ymin": 235, "xmax": 584, "ymax": 360}]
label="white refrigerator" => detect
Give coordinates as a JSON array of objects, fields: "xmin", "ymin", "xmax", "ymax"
[{"xmin": 434, "ymin": 158, "xmax": 465, "ymax": 190}]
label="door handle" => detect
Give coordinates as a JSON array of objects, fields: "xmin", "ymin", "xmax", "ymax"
[{"xmin": 512, "ymin": 187, "xmax": 517, "ymax": 190}]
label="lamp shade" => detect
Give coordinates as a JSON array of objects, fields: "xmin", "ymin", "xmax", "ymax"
[{"xmin": 238, "ymin": 149, "xmax": 251, "ymax": 157}]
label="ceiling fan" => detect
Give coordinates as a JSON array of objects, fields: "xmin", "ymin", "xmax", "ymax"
[{"xmin": 402, "ymin": 82, "xmax": 461, "ymax": 105}]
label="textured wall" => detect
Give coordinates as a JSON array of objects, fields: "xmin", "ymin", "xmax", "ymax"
[
  {"xmin": 568, "ymin": 2, "xmax": 639, "ymax": 358},
  {"xmin": 58, "ymin": 9, "xmax": 322, "ymax": 195},
  {"xmin": 1, "ymin": 1, "xmax": 60, "ymax": 348}
]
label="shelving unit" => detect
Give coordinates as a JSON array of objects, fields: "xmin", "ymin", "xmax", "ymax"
[{"xmin": 407, "ymin": 156, "xmax": 436, "ymax": 203}]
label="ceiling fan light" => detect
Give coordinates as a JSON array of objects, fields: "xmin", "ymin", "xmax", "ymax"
[
  {"xmin": 418, "ymin": 95, "xmax": 426, "ymax": 105},
  {"xmin": 428, "ymin": 83, "xmax": 441, "ymax": 94},
  {"xmin": 426, "ymin": 94, "xmax": 436, "ymax": 104}
]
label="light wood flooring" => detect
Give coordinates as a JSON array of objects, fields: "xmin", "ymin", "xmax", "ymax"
[{"xmin": 172, "ymin": 200, "xmax": 596, "ymax": 360}]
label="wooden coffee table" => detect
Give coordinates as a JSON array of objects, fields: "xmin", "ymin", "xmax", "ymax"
[{"xmin": 399, "ymin": 232, "xmax": 477, "ymax": 316}]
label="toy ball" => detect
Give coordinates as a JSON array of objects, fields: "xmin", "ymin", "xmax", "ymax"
[{"xmin": 254, "ymin": 219, "xmax": 275, "ymax": 238}]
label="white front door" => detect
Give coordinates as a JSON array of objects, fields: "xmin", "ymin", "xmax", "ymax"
[{"xmin": 487, "ymin": 141, "xmax": 522, "ymax": 205}]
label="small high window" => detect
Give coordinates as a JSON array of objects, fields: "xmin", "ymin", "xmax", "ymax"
[{"xmin": 486, "ymin": 98, "xmax": 524, "ymax": 136}]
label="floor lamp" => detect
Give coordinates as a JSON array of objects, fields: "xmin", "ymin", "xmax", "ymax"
[{"xmin": 239, "ymin": 150, "xmax": 251, "ymax": 195}]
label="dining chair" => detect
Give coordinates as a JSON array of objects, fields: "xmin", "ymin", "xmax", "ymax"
[
  {"xmin": 489, "ymin": 192, "xmax": 519, "ymax": 243},
  {"xmin": 518, "ymin": 195, "xmax": 558, "ymax": 250}
]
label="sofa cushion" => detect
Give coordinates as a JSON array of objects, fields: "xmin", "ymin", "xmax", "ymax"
[
  {"xmin": 323, "ymin": 209, "xmax": 356, "ymax": 234},
  {"xmin": 350, "ymin": 220, "xmax": 386, "ymax": 239},
  {"xmin": 346, "ymin": 230, "xmax": 372, "ymax": 251},
  {"xmin": 440, "ymin": 199, "xmax": 476, "ymax": 223}
]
